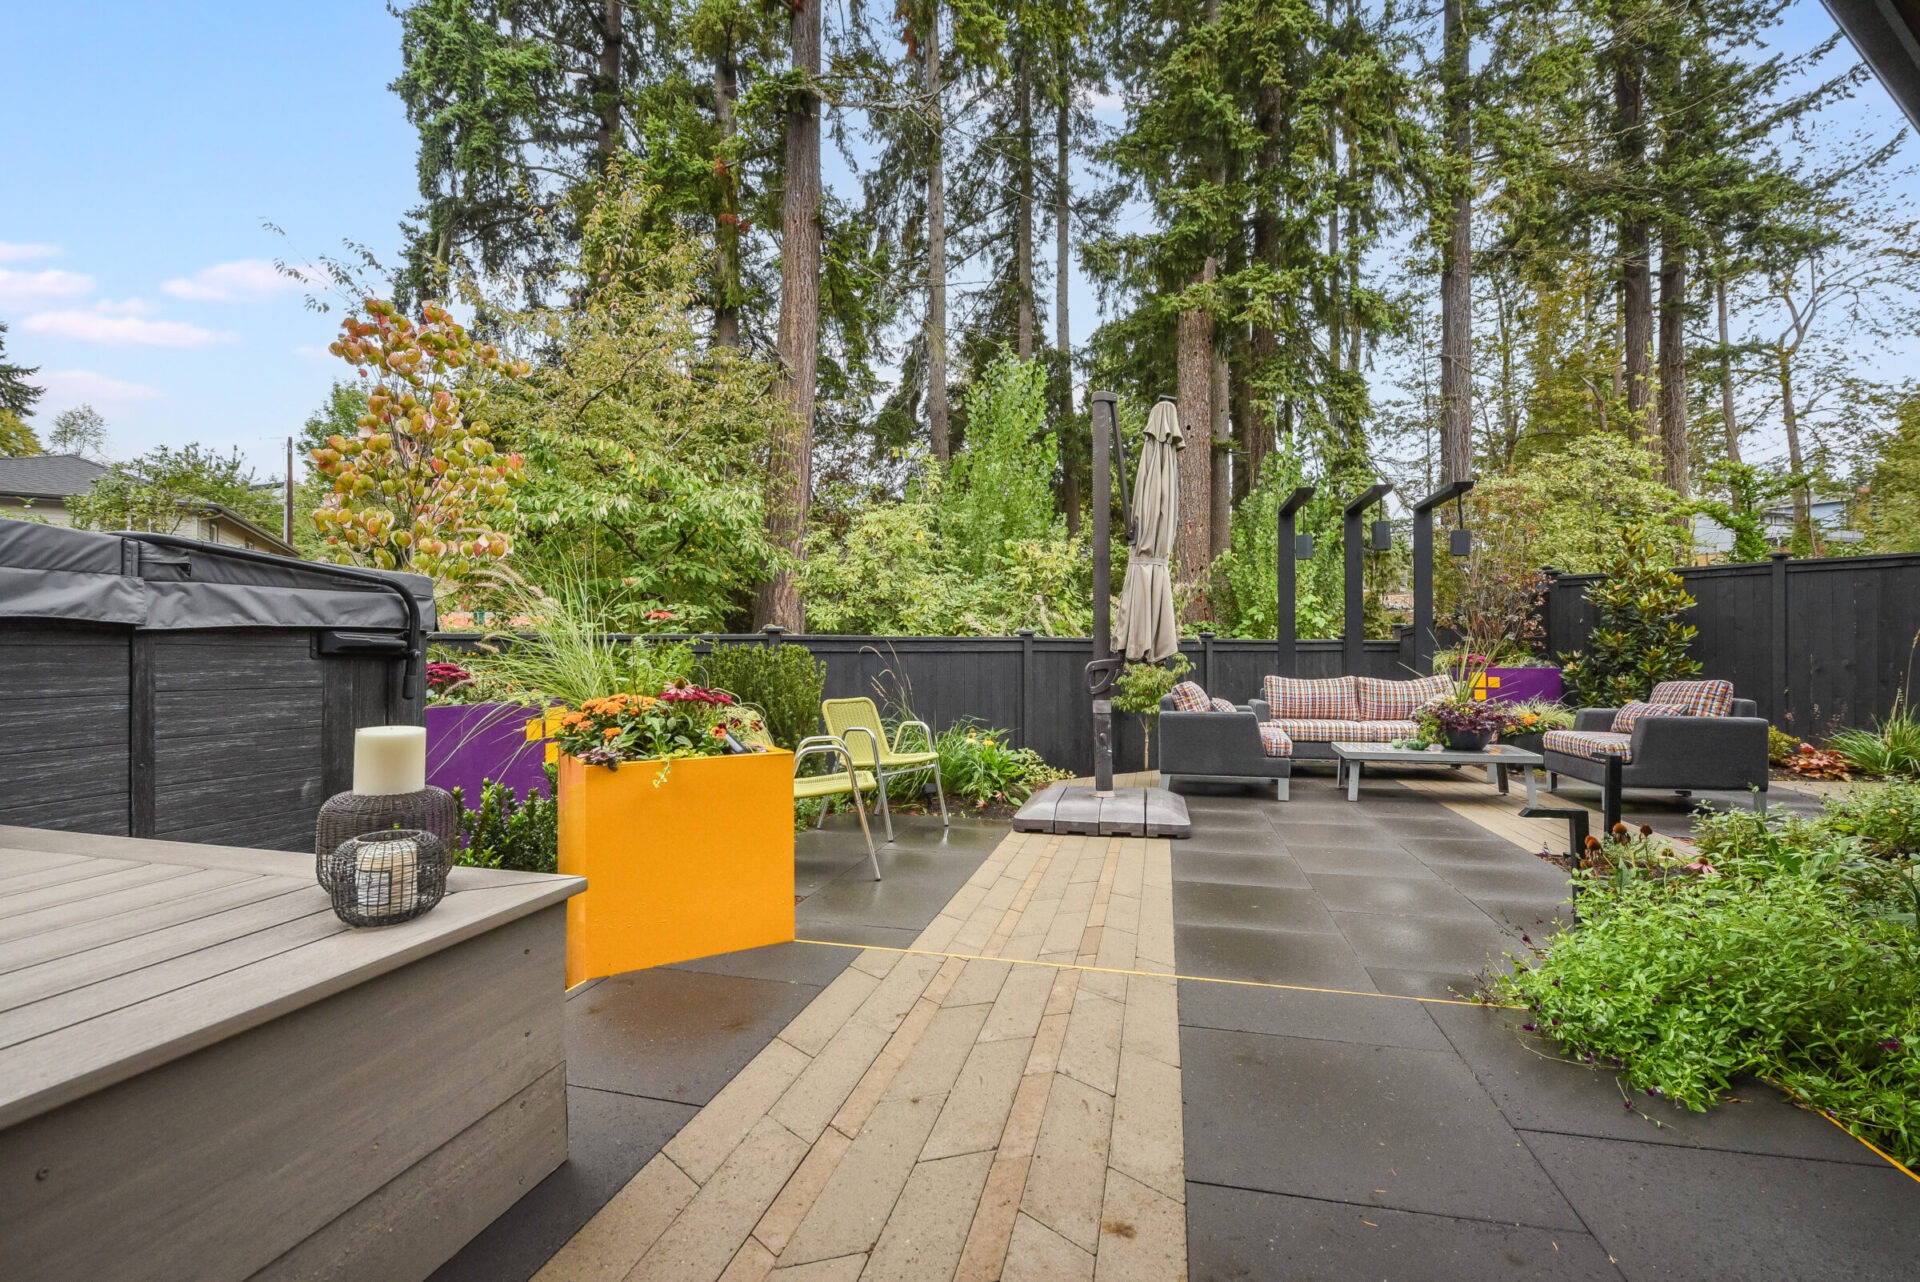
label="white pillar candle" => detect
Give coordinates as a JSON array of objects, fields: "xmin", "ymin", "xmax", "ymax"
[
  {"xmin": 355, "ymin": 835, "xmax": 420, "ymax": 917},
  {"xmin": 353, "ymin": 725, "xmax": 427, "ymax": 795}
]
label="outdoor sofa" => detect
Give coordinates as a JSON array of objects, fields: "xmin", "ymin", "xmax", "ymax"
[
  {"xmin": 1248, "ymin": 673, "xmax": 1456, "ymax": 760},
  {"xmin": 1542, "ymin": 678, "xmax": 1769, "ymax": 812},
  {"xmin": 1158, "ymin": 682, "xmax": 1292, "ymax": 799}
]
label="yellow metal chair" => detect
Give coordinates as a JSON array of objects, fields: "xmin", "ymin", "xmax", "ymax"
[
  {"xmin": 819, "ymin": 697, "xmax": 949, "ymax": 842},
  {"xmin": 733, "ymin": 712, "xmax": 882, "ymax": 880}
]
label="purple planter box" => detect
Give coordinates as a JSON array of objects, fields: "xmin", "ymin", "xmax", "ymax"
[
  {"xmin": 1460, "ymin": 666, "xmax": 1564, "ymax": 706},
  {"xmin": 426, "ymin": 702, "xmax": 551, "ymax": 808}
]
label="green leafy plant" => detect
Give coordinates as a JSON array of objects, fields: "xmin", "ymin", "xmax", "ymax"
[
  {"xmin": 1820, "ymin": 780, "xmax": 1920, "ymax": 859},
  {"xmin": 1557, "ymin": 524, "xmax": 1702, "ymax": 707},
  {"xmin": 455, "ymin": 769, "xmax": 558, "ymax": 874},
  {"xmin": 459, "ymin": 573, "xmax": 696, "ymax": 707},
  {"xmin": 1112, "ymin": 656, "xmax": 1193, "ymax": 770},
  {"xmin": 550, "ymin": 684, "xmax": 742, "ymax": 767},
  {"xmin": 1830, "ymin": 700, "xmax": 1920, "ymax": 778},
  {"xmin": 933, "ymin": 722, "xmax": 1070, "ymax": 807},
  {"xmin": 697, "ymin": 642, "xmax": 827, "ymax": 750},
  {"xmin": 1499, "ymin": 698, "xmax": 1575, "ymax": 734},
  {"xmin": 1768, "ymin": 725, "xmax": 1800, "ymax": 767}
]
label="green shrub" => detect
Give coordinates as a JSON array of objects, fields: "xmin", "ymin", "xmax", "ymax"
[
  {"xmin": 698, "ymin": 642, "xmax": 827, "ymax": 749},
  {"xmin": 1500, "ymin": 872, "xmax": 1920, "ymax": 1162},
  {"xmin": 1557, "ymin": 524, "xmax": 1702, "ymax": 707},
  {"xmin": 1113, "ymin": 656, "xmax": 1193, "ymax": 772},
  {"xmin": 934, "ymin": 722, "xmax": 1070, "ymax": 807},
  {"xmin": 1820, "ymin": 781, "xmax": 1920, "ymax": 859},
  {"xmin": 1829, "ymin": 701, "xmax": 1920, "ymax": 778},
  {"xmin": 455, "ymin": 769, "xmax": 558, "ymax": 874},
  {"xmin": 1768, "ymin": 725, "xmax": 1799, "ymax": 767}
]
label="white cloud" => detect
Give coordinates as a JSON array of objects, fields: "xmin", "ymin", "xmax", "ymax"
[
  {"xmin": 0, "ymin": 242, "xmax": 61, "ymax": 262},
  {"xmin": 37, "ymin": 368, "xmax": 164, "ymax": 406},
  {"xmin": 20, "ymin": 309, "xmax": 234, "ymax": 347},
  {"xmin": 294, "ymin": 344, "xmax": 336, "ymax": 360},
  {"xmin": 161, "ymin": 258, "xmax": 314, "ymax": 302},
  {"xmin": 90, "ymin": 297, "xmax": 157, "ymax": 317},
  {"xmin": 0, "ymin": 268, "xmax": 94, "ymax": 309}
]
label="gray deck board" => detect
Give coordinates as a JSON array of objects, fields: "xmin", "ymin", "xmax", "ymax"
[
  {"xmin": 0, "ymin": 861, "xmax": 197, "ymax": 920},
  {"xmin": 0, "ymin": 849, "xmax": 112, "ymax": 885},
  {"xmin": 0, "ymin": 824, "xmax": 585, "ymax": 1131}
]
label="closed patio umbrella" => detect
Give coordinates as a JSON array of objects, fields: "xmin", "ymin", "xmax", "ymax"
[{"xmin": 1114, "ymin": 398, "xmax": 1183, "ymax": 663}]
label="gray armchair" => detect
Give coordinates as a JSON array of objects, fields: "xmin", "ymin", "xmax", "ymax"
[
  {"xmin": 1544, "ymin": 697, "xmax": 1769, "ymax": 814},
  {"xmin": 1156, "ymin": 696, "xmax": 1291, "ymax": 800}
]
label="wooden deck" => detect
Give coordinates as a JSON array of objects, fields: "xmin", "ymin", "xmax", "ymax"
[{"xmin": 0, "ymin": 825, "xmax": 584, "ymax": 1282}]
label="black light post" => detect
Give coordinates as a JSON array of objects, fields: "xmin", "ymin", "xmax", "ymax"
[
  {"xmin": 1411, "ymin": 480, "xmax": 1475, "ymax": 674},
  {"xmin": 1275, "ymin": 486, "xmax": 1315, "ymax": 678},
  {"xmin": 1342, "ymin": 483, "xmax": 1394, "ymax": 673}
]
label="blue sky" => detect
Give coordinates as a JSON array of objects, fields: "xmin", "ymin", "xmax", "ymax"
[{"xmin": 0, "ymin": 2, "xmax": 1910, "ymax": 484}]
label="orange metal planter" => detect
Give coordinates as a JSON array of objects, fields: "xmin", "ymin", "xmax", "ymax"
[{"xmin": 557, "ymin": 749, "xmax": 795, "ymax": 987}]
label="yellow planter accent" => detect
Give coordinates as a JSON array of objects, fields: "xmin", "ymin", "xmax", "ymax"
[
  {"xmin": 557, "ymin": 750, "xmax": 795, "ymax": 987},
  {"xmin": 527, "ymin": 713, "xmax": 563, "ymax": 765}
]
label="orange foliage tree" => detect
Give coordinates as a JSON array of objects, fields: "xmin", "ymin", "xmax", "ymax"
[{"xmin": 310, "ymin": 299, "xmax": 529, "ymax": 582}]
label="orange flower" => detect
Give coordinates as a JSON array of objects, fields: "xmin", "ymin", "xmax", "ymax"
[
  {"xmin": 710, "ymin": 725, "xmax": 727, "ymax": 738},
  {"xmin": 602, "ymin": 726, "xmax": 621, "ymax": 740}
]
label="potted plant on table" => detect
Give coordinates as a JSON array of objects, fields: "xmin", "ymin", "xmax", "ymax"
[
  {"xmin": 1495, "ymin": 699, "xmax": 1575, "ymax": 756},
  {"xmin": 547, "ymin": 681, "xmax": 793, "ymax": 986},
  {"xmin": 1415, "ymin": 689, "xmax": 1512, "ymax": 752}
]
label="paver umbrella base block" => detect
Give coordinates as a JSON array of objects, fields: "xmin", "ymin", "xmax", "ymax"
[{"xmin": 1012, "ymin": 782, "xmax": 1191, "ymax": 838}]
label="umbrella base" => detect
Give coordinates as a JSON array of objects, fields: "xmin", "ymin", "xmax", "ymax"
[{"xmin": 1012, "ymin": 783, "xmax": 1191, "ymax": 838}]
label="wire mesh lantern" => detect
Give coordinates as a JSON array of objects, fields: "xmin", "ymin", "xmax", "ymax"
[
  {"xmin": 315, "ymin": 787, "xmax": 459, "ymax": 890},
  {"xmin": 322, "ymin": 829, "xmax": 450, "ymax": 927}
]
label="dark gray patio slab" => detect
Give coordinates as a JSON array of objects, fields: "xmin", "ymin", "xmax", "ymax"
[
  {"xmin": 1186, "ymin": 1182, "xmax": 1622, "ymax": 1282},
  {"xmin": 1270, "ymin": 819, "xmax": 1403, "ymax": 847},
  {"xmin": 794, "ymin": 922, "xmax": 924, "ymax": 949},
  {"xmin": 1523, "ymin": 1131, "xmax": 1920, "ymax": 1280},
  {"xmin": 1470, "ymin": 895, "xmax": 1578, "ymax": 941},
  {"xmin": 1426, "ymin": 1002, "xmax": 1884, "ymax": 1164},
  {"xmin": 1175, "ymin": 923, "xmax": 1379, "ymax": 990},
  {"xmin": 666, "ymin": 940, "xmax": 856, "ymax": 987},
  {"xmin": 1174, "ymin": 881, "xmax": 1343, "ymax": 934},
  {"xmin": 1177, "ymin": 977, "xmax": 1451, "ymax": 1053},
  {"xmin": 1175, "ymin": 828, "xmax": 1294, "ymax": 858},
  {"xmin": 1401, "ymin": 834, "xmax": 1546, "ymax": 865},
  {"xmin": 1331, "ymin": 910, "xmax": 1522, "ymax": 973},
  {"xmin": 429, "ymin": 1087, "xmax": 697, "ymax": 1282},
  {"xmin": 1289, "ymin": 842, "xmax": 1443, "ymax": 880},
  {"xmin": 565, "ymin": 967, "xmax": 826, "ymax": 1106},
  {"xmin": 1428, "ymin": 861, "xmax": 1574, "ymax": 901},
  {"xmin": 1366, "ymin": 967, "xmax": 1496, "ymax": 1001},
  {"xmin": 1181, "ymin": 1025, "xmax": 1584, "ymax": 1229},
  {"xmin": 1304, "ymin": 871, "xmax": 1490, "ymax": 920},
  {"xmin": 1171, "ymin": 848, "xmax": 1312, "ymax": 889}
]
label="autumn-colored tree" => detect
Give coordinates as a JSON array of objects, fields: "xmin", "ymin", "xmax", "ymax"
[{"xmin": 311, "ymin": 300, "xmax": 529, "ymax": 583}]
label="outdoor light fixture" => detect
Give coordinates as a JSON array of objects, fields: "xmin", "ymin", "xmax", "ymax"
[
  {"xmin": 1371, "ymin": 519, "xmax": 1393, "ymax": 552},
  {"xmin": 1295, "ymin": 534, "xmax": 1315, "ymax": 560},
  {"xmin": 1450, "ymin": 528, "xmax": 1473, "ymax": 557}
]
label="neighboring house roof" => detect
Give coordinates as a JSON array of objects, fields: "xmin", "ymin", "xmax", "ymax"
[
  {"xmin": 0, "ymin": 453, "xmax": 109, "ymax": 499},
  {"xmin": 1823, "ymin": 0, "xmax": 1920, "ymax": 135}
]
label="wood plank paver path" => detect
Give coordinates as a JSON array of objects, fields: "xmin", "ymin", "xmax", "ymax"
[{"xmin": 540, "ymin": 819, "xmax": 1187, "ymax": 1282}]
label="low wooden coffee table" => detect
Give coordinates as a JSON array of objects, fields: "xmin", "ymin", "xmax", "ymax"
[{"xmin": 1330, "ymin": 741, "xmax": 1544, "ymax": 804}]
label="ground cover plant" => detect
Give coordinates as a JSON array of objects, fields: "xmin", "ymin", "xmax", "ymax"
[
  {"xmin": 1830, "ymin": 701, "xmax": 1920, "ymax": 778},
  {"xmin": 933, "ymin": 722, "xmax": 1071, "ymax": 809},
  {"xmin": 1500, "ymin": 785, "xmax": 1920, "ymax": 1164}
]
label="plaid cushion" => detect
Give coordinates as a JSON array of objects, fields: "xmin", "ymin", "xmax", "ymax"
[
  {"xmin": 1649, "ymin": 679, "xmax": 1734, "ymax": 717},
  {"xmin": 1544, "ymin": 729, "xmax": 1633, "ymax": 761},
  {"xmin": 1168, "ymin": 681, "xmax": 1213, "ymax": 713},
  {"xmin": 1261, "ymin": 675, "xmax": 1358, "ymax": 720},
  {"xmin": 1270, "ymin": 718, "xmax": 1415, "ymax": 744},
  {"xmin": 1211, "ymin": 697, "xmax": 1238, "ymax": 713},
  {"xmin": 1257, "ymin": 724, "xmax": 1294, "ymax": 758},
  {"xmin": 1611, "ymin": 700, "xmax": 1689, "ymax": 733},
  {"xmin": 1355, "ymin": 674, "xmax": 1454, "ymax": 721}
]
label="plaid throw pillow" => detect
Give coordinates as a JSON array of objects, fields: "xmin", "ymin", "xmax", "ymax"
[
  {"xmin": 1355, "ymin": 673, "xmax": 1454, "ymax": 721},
  {"xmin": 1261, "ymin": 675, "xmax": 1358, "ymax": 720},
  {"xmin": 1649, "ymin": 679, "xmax": 1734, "ymax": 718},
  {"xmin": 1168, "ymin": 681, "xmax": 1213, "ymax": 713},
  {"xmin": 1611, "ymin": 700, "xmax": 1690, "ymax": 733},
  {"xmin": 1211, "ymin": 698, "xmax": 1237, "ymax": 713}
]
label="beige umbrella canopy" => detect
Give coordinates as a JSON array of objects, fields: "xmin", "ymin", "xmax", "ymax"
[{"xmin": 1114, "ymin": 399, "xmax": 1183, "ymax": 663}]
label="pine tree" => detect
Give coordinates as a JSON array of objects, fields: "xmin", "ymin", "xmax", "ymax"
[{"xmin": 0, "ymin": 321, "xmax": 41, "ymax": 419}]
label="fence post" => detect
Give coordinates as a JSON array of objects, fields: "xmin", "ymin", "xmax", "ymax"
[
  {"xmin": 1200, "ymin": 630, "xmax": 1216, "ymax": 692},
  {"xmin": 1539, "ymin": 567, "xmax": 1560, "ymax": 659},
  {"xmin": 762, "ymin": 624, "xmax": 784, "ymax": 649},
  {"xmin": 1017, "ymin": 629, "xmax": 1035, "ymax": 749},
  {"xmin": 1770, "ymin": 552, "xmax": 1790, "ymax": 729}
]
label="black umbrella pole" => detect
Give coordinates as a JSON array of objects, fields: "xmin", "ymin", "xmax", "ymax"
[{"xmin": 1091, "ymin": 391, "xmax": 1117, "ymax": 795}]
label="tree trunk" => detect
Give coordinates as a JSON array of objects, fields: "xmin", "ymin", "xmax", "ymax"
[
  {"xmin": 756, "ymin": 0, "xmax": 822, "ymax": 632},
  {"xmin": 1777, "ymin": 345, "xmax": 1809, "ymax": 538},
  {"xmin": 1656, "ymin": 240, "xmax": 1688, "ymax": 495},
  {"xmin": 1230, "ymin": 335, "xmax": 1254, "ymax": 503},
  {"xmin": 1717, "ymin": 270, "xmax": 1738, "ymax": 464},
  {"xmin": 1055, "ymin": 87, "xmax": 1076, "ymax": 533},
  {"xmin": 596, "ymin": 0, "xmax": 623, "ymax": 164},
  {"xmin": 1016, "ymin": 57, "xmax": 1035, "ymax": 362},
  {"xmin": 926, "ymin": 3, "xmax": 950, "ymax": 460},
  {"xmin": 1210, "ymin": 339, "xmax": 1231, "ymax": 561},
  {"xmin": 713, "ymin": 45, "xmax": 742, "ymax": 348},
  {"xmin": 1439, "ymin": 0, "xmax": 1472, "ymax": 484},
  {"xmin": 1176, "ymin": 259, "xmax": 1217, "ymax": 613},
  {"xmin": 1615, "ymin": 51, "xmax": 1652, "ymax": 434}
]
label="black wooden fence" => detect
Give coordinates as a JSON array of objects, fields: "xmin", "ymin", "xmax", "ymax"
[
  {"xmin": 435, "ymin": 630, "xmax": 1421, "ymax": 775},
  {"xmin": 1542, "ymin": 551, "xmax": 1920, "ymax": 735}
]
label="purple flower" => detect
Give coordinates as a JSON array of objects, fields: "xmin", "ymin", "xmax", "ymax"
[
  {"xmin": 1521, "ymin": 1022, "xmax": 1537, "ymax": 1032},
  {"xmin": 1882, "ymin": 1038, "xmax": 1904, "ymax": 1053}
]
